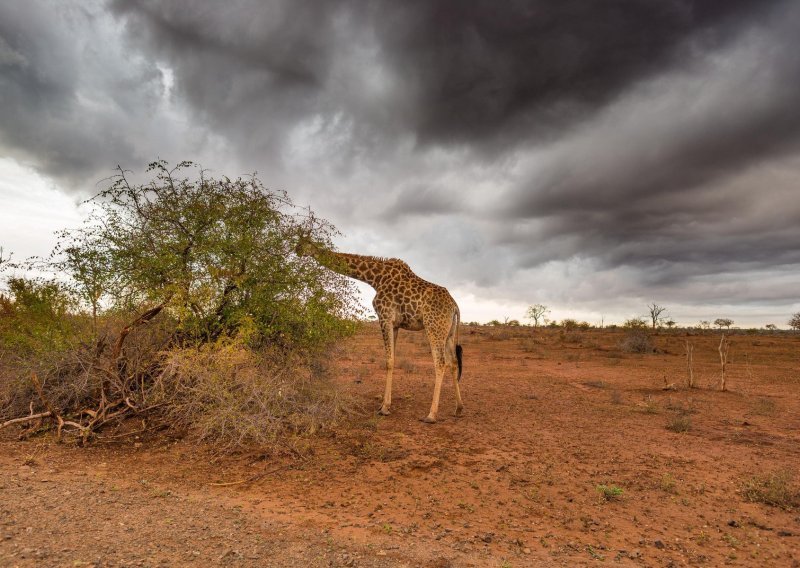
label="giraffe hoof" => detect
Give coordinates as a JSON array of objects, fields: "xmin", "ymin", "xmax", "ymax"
[
  {"xmin": 420, "ymin": 416, "xmax": 437, "ymax": 424},
  {"xmin": 454, "ymin": 407, "xmax": 464, "ymax": 417},
  {"xmin": 377, "ymin": 408, "xmax": 391, "ymax": 416}
]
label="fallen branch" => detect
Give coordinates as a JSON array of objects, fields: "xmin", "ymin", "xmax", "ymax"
[{"xmin": 0, "ymin": 411, "xmax": 52, "ymax": 430}]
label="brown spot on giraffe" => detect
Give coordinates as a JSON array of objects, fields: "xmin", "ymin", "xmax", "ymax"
[{"xmin": 296, "ymin": 236, "xmax": 463, "ymax": 423}]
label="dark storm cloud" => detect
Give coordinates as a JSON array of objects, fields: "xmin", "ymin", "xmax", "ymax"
[
  {"xmin": 499, "ymin": 1, "xmax": 800, "ymax": 281},
  {"xmin": 0, "ymin": 2, "xmax": 157, "ymax": 185},
  {"xmin": 369, "ymin": 0, "xmax": 763, "ymax": 145},
  {"xmin": 109, "ymin": 0, "xmax": 771, "ymax": 154}
]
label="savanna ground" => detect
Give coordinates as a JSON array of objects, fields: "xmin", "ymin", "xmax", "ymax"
[{"xmin": 1, "ymin": 324, "xmax": 799, "ymax": 567}]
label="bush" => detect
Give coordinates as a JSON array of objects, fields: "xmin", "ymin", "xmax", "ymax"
[
  {"xmin": 623, "ymin": 317, "xmax": 647, "ymax": 329},
  {"xmin": 0, "ymin": 277, "xmax": 82, "ymax": 356},
  {"xmin": 1, "ymin": 161, "xmax": 360, "ymax": 451},
  {"xmin": 619, "ymin": 329, "xmax": 655, "ymax": 353},
  {"xmin": 0, "ymin": 278, "xmax": 88, "ymax": 417}
]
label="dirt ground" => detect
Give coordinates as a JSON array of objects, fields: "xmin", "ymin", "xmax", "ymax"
[{"xmin": 2, "ymin": 325, "xmax": 799, "ymax": 567}]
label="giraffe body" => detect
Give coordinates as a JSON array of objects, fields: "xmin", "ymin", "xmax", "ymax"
[{"xmin": 296, "ymin": 242, "xmax": 463, "ymax": 422}]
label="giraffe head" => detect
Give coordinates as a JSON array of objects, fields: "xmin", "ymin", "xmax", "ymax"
[{"xmin": 294, "ymin": 230, "xmax": 321, "ymax": 258}]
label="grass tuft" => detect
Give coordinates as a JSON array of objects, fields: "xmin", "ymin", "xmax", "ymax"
[{"xmin": 741, "ymin": 470, "xmax": 800, "ymax": 510}]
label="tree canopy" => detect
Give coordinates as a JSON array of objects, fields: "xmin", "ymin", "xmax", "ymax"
[{"xmin": 53, "ymin": 160, "xmax": 360, "ymax": 349}]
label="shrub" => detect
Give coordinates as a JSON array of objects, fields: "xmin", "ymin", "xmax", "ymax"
[
  {"xmin": 0, "ymin": 277, "xmax": 82, "ymax": 356},
  {"xmin": 619, "ymin": 329, "xmax": 654, "ymax": 353},
  {"xmin": 560, "ymin": 318, "xmax": 579, "ymax": 331},
  {"xmin": 623, "ymin": 317, "xmax": 647, "ymax": 329}
]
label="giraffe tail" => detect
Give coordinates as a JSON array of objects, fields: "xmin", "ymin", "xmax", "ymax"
[
  {"xmin": 454, "ymin": 309, "xmax": 462, "ymax": 382},
  {"xmin": 456, "ymin": 344, "xmax": 463, "ymax": 382}
]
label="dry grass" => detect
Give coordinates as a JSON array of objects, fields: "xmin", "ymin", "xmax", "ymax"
[
  {"xmin": 741, "ymin": 470, "xmax": 800, "ymax": 510},
  {"xmin": 162, "ymin": 341, "xmax": 356, "ymax": 452},
  {"xmin": 666, "ymin": 414, "xmax": 692, "ymax": 433}
]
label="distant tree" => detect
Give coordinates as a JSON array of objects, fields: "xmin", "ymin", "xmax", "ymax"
[
  {"xmin": 506, "ymin": 319, "xmax": 521, "ymax": 326},
  {"xmin": 789, "ymin": 313, "xmax": 800, "ymax": 331},
  {"xmin": 765, "ymin": 324, "xmax": 778, "ymax": 331},
  {"xmin": 647, "ymin": 303, "xmax": 668, "ymax": 329},
  {"xmin": 665, "ymin": 319, "xmax": 676, "ymax": 329},
  {"xmin": 488, "ymin": 319, "xmax": 502, "ymax": 326},
  {"xmin": 714, "ymin": 318, "xmax": 734, "ymax": 330},
  {"xmin": 698, "ymin": 320, "xmax": 711, "ymax": 330},
  {"xmin": 525, "ymin": 304, "xmax": 550, "ymax": 327}
]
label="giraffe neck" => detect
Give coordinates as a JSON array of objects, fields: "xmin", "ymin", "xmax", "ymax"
[{"xmin": 312, "ymin": 250, "xmax": 392, "ymax": 288}]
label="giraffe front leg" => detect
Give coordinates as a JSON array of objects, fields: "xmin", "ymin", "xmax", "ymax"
[{"xmin": 378, "ymin": 322, "xmax": 396, "ymax": 416}]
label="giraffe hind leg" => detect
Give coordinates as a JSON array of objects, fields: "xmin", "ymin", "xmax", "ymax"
[
  {"xmin": 446, "ymin": 316, "xmax": 464, "ymax": 416},
  {"xmin": 422, "ymin": 336, "xmax": 447, "ymax": 423}
]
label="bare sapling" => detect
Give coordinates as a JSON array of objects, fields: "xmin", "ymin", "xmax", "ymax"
[
  {"xmin": 718, "ymin": 334, "xmax": 730, "ymax": 391},
  {"xmin": 685, "ymin": 340, "xmax": 695, "ymax": 388}
]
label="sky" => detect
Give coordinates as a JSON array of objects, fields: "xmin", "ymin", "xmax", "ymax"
[{"xmin": 1, "ymin": 0, "xmax": 798, "ymax": 327}]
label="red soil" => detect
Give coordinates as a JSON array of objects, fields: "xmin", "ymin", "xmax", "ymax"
[{"xmin": 2, "ymin": 325, "xmax": 799, "ymax": 567}]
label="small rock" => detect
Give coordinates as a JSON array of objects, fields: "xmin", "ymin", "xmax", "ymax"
[
  {"xmin": 728, "ymin": 520, "xmax": 740, "ymax": 527},
  {"xmin": 654, "ymin": 540, "xmax": 665, "ymax": 549},
  {"xmin": 778, "ymin": 530, "xmax": 794, "ymax": 537},
  {"xmin": 523, "ymin": 548, "xmax": 531, "ymax": 554}
]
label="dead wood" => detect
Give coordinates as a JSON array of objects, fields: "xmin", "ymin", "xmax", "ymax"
[
  {"xmin": 685, "ymin": 340, "xmax": 695, "ymax": 388},
  {"xmin": 111, "ymin": 299, "xmax": 170, "ymax": 361},
  {"xmin": 0, "ymin": 411, "xmax": 52, "ymax": 429},
  {"xmin": 719, "ymin": 334, "xmax": 730, "ymax": 391}
]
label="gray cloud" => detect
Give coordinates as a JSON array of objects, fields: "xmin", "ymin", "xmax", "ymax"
[
  {"xmin": 497, "ymin": 3, "xmax": 800, "ymax": 281},
  {"xmin": 0, "ymin": 0, "xmax": 233, "ymax": 189}
]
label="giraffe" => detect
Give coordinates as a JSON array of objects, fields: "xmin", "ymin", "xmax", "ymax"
[{"xmin": 296, "ymin": 236, "xmax": 463, "ymax": 423}]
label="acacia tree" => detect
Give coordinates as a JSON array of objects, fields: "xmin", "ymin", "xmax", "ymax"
[
  {"xmin": 789, "ymin": 313, "xmax": 800, "ymax": 331},
  {"xmin": 714, "ymin": 318, "xmax": 734, "ymax": 330},
  {"xmin": 647, "ymin": 303, "xmax": 668, "ymax": 329},
  {"xmin": 57, "ymin": 160, "xmax": 360, "ymax": 349},
  {"xmin": 525, "ymin": 304, "xmax": 549, "ymax": 327}
]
